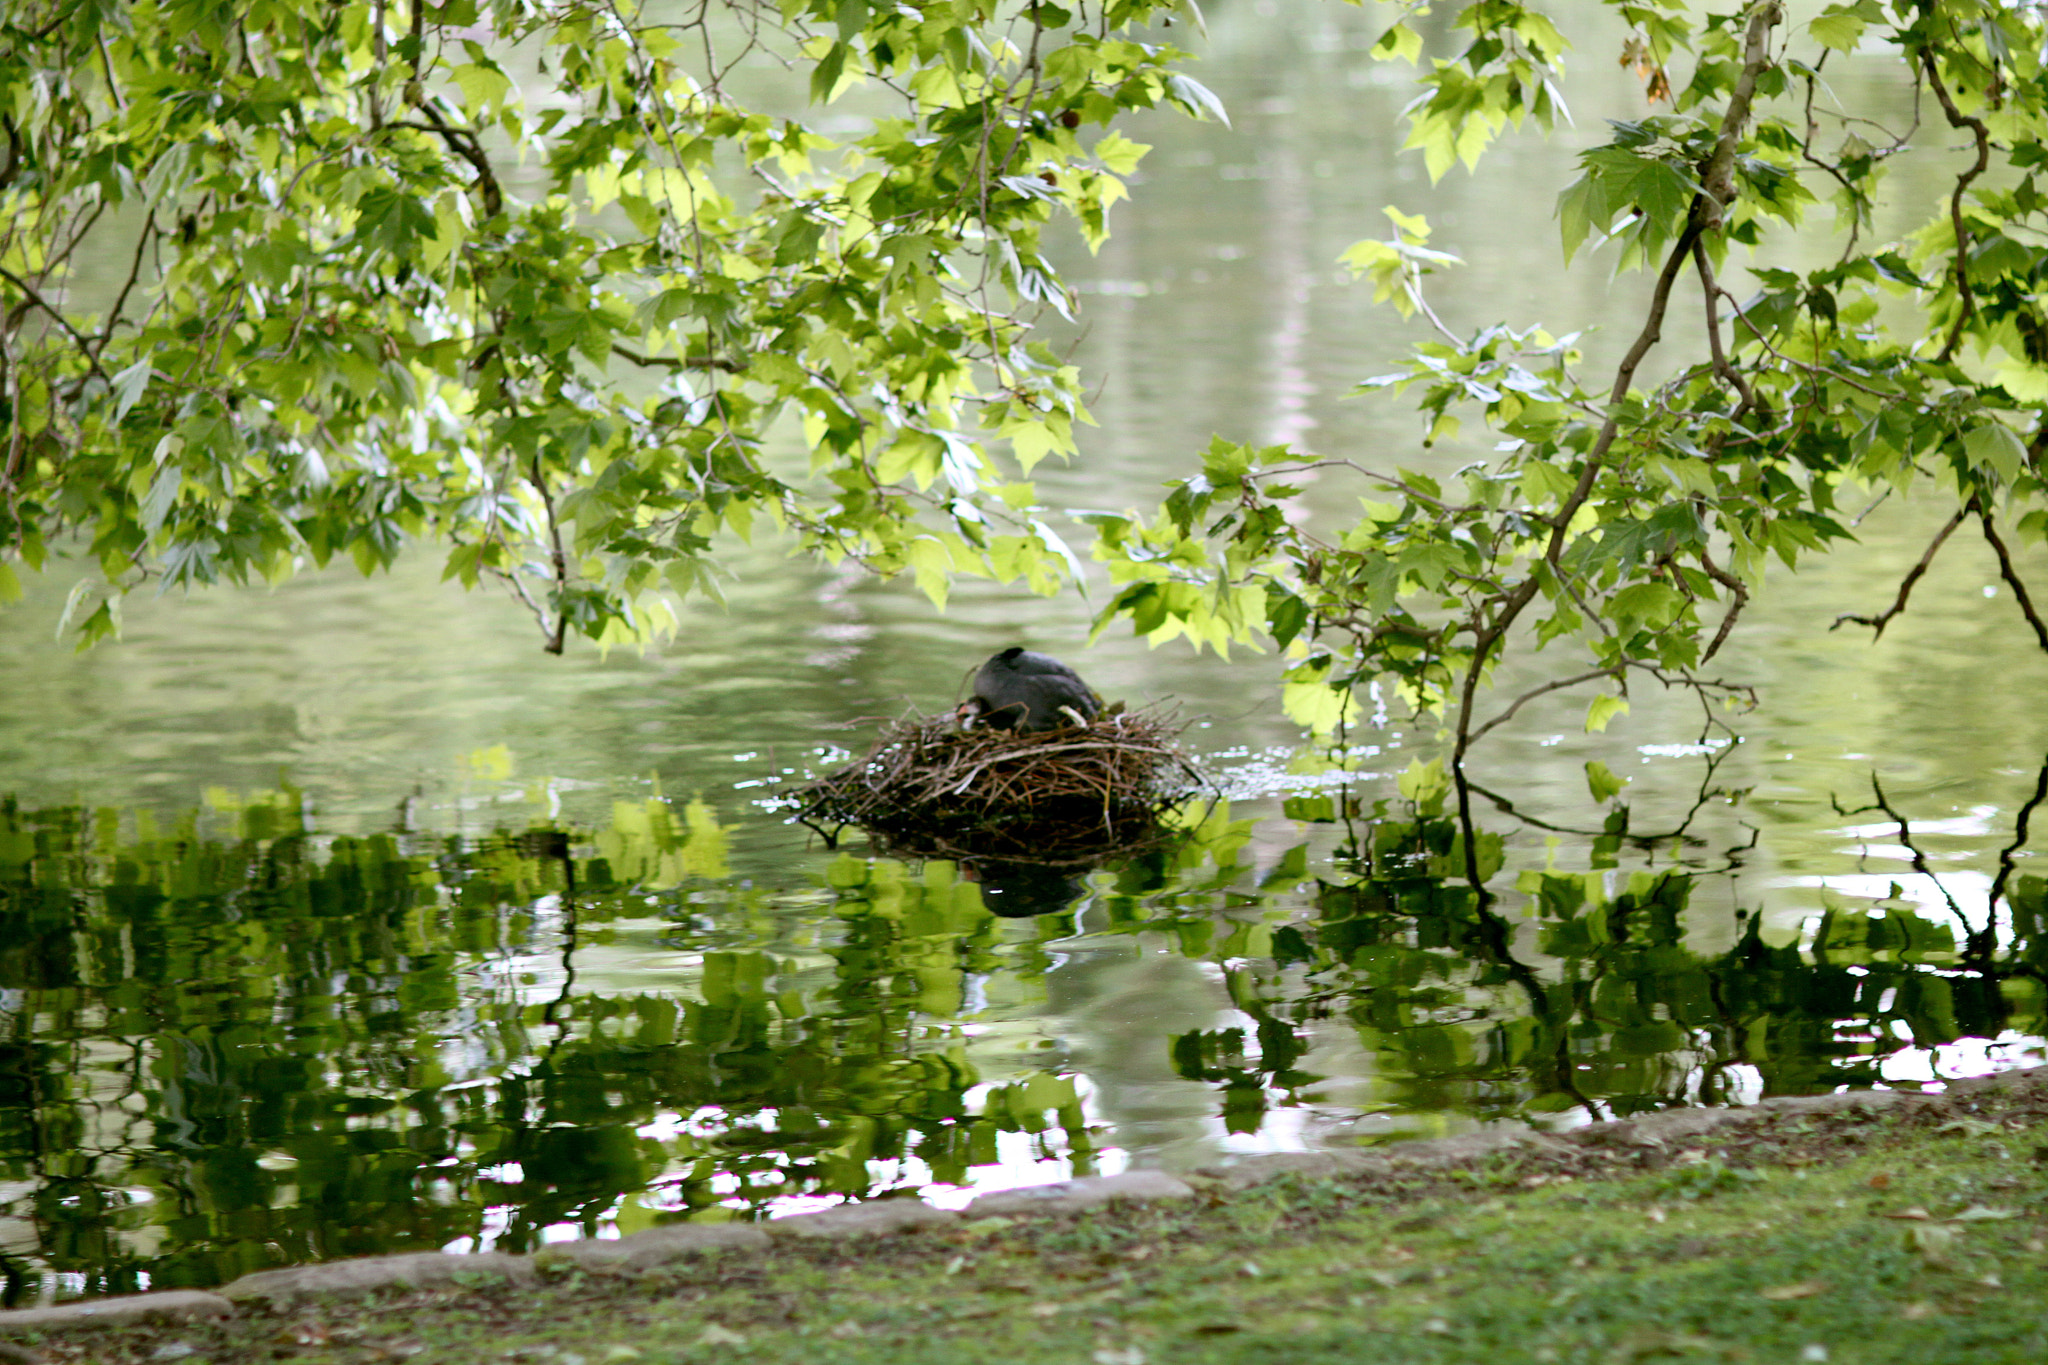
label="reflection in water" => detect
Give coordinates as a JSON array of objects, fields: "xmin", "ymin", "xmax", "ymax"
[
  {"xmin": 4, "ymin": 757, "xmax": 2045, "ymax": 1302},
  {"xmin": 966, "ymin": 859, "xmax": 1094, "ymax": 920}
]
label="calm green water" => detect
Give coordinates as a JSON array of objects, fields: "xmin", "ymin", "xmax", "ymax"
[{"xmin": 6, "ymin": 4, "xmax": 2048, "ymax": 1305}]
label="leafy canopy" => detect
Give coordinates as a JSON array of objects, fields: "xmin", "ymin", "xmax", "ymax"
[
  {"xmin": 0, "ymin": 0, "xmax": 1220, "ymax": 649},
  {"xmin": 1092, "ymin": 0, "xmax": 2048, "ymax": 859}
]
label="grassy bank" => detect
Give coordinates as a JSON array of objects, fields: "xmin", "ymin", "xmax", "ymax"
[{"xmin": 9, "ymin": 1074, "xmax": 2048, "ymax": 1365}]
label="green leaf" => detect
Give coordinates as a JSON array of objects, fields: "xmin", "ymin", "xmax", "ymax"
[
  {"xmin": 1395, "ymin": 758, "xmax": 1450, "ymax": 815},
  {"xmin": 1166, "ymin": 73, "xmax": 1231, "ymax": 127},
  {"xmin": 1810, "ymin": 7, "xmax": 1868, "ymax": 52},
  {"xmin": 1372, "ymin": 23, "xmax": 1423, "ymax": 65},
  {"xmin": 451, "ymin": 61, "xmax": 512, "ymax": 111},
  {"xmin": 1092, "ymin": 131, "xmax": 1151, "ymax": 176},
  {"xmin": 110, "ymin": 359, "xmax": 153, "ymax": 425},
  {"xmin": 1265, "ymin": 586, "xmax": 1310, "ymax": 650},
  {"xmin": 810, "ymin": 41, "xmax": 849, "ymax": 104},
  {"xmin": 1283, "ymin": 673, "xmax": 1357, "ymax": 735},
  {"xmin": 1585, "ymin": 761, "xmax": 1630, "ymax": 803},
  {"xmin": 1963, "ymin": 422, "xmax": 2027, "ymax": 484},
  {"xmin": 1586, "ymin": 695, "xmax": 1630, "ymax": 733}
]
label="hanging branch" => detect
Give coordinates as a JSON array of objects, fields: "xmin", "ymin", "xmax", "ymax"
[
  {"xmin": 1917, "ymin": 43, "xmax": 1991, "ymax": 363},
  {"xmin": 1445, "ymin": 2, "xmax": 1784, "ymax": 889},
  {"xmin": 1830, "ymin": 505, "xmax": 1968, "ymax": 638},
  {"xmin": 1978, "ymin": 503, "xmax": 2048, "ymax": 651},
  {"xmin": 1987, "ymin": 752, "xmax": 2048, "ymax": 934},
  {"xmin": 529, "ymin": 454, "xmax": 571, "ymax": 655}
]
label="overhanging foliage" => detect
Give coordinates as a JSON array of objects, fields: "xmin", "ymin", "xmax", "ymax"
[
  {"xmin": 1091, "ymin": 0, "xmax": 2048, "ymax": 858},
  {"xmin": 0, "ymin": 0, "xmax": 1217, "ymax": 649}
]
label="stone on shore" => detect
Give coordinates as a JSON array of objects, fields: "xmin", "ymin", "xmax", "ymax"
[
  {"xmin": 766, "ymin": 1201, "xmax": 957, "ymax": 1240},
  {"xmin": 0, "ymin": 1290, "xmax": 233, "ymax": 1333},
  {"xmin": 534, "ymin": 1224, "xmax": 770, "ymax": 1274},
  {"xmin": 966, "ymin": 1170, "xmax": 1195, "ymax": 1217},
  {"xmin": 220, "ymin": 1251, "xmax": 535, "ymax": 1304}
]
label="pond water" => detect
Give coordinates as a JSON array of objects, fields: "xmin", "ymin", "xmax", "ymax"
[{"xmin": 6, "ymin": 3, "xmax": 2048, "ymax": 1305}]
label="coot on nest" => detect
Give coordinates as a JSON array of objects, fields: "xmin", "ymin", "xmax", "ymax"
[{"xmin": 959, "ymin": 647, "xmax": 1101, "ymax": 733}]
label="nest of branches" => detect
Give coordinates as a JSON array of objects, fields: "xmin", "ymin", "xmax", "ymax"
[{"xmin": 792, "ymin": 704, "xmax": 1206, "ymax": 864}]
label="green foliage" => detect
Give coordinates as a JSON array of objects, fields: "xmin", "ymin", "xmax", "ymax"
[
  {"xmin": 1093, "ymin": 0, "xmax": 2048, "ymax": 845},
  {"xmin": 0, "ymin": 0, "xmax": 1210, "ymax": 650}
]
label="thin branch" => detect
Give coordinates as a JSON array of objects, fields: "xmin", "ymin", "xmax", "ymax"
[
  {"xmin": 1830, "ymin": 505, "xmax": 1967, "ymax": 638},
  {"xmin": 1466, "ymin": 666, "xmax": 1623, "ymax": 746},
  {"xmin": 1691, "ymin": 237, "xmax": 1753, "ymax": 418},
  {"xmin": 1860, "ymin": 773, "xmax": 1976, "ymax": 941},
  {"xmin": 1917, "ymin": 44, "xmax": 1991, "ymax": 363},
  {"xmin": 1978, "ymin": 504, "xmax": 2048, "ymax": 652},
  {"xmin": 527, "ymin": 452, "xmax": 570, "ymax": 655},
  {"xmin": 1696, "ymin": 546, "xmax": 1750, "ymax": 665},
  {"xmin": 1988, "ymin": 752, "xmax": 2048, "ymax": 931},
  {"xmin": 610, "ymin": 343, "xmax": 742, "ymax": 373},
  {"xmin": 0, "ymin": 266, "xmax": 112, "ymax": 383},
  {"xmin": 403, "ymin": 108, "xmax": 503, "ymax": 218},
  {"xmin": 1248, "ymin": 458, "xmax": 1476, "ymax": 515},
  {"xmin": 94, "ymin": 214, "xmax": 160, "ymax": 357}
]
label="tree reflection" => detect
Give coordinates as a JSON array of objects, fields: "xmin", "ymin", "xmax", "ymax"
[
  {"xmin": 1170, "ymin": 755, "xmax": 2048, "ymax": 1132},
  {"xmin": 2, "ymin": 758, "xmax": 2045, "ymax": 1302}
]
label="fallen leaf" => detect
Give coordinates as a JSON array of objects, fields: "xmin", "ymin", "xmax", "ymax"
[
  {"xmin": 1092, "ymin": 1348, "xmax": 1147, "ymax": 1365},
  {"xmin": 1900, "ymin": 1301, "xmax": 1937, "ymax": 1320},
  {"xmin": 1610, "ymin": 1330, "xmax": 1725, "ymax": 1359},
  {"xmin": 601, "ymin": 1349, "xmax": 642, "ymax": 1363},
  {"xmin": 1907, "ymin": 1223, "xmax": 1958, "ymax": 1263},
  {"xmin": 1867, "ymin": 1173, "xmax": 1892, "ymax": 1190},
  {"xmin": 1937, "ymin": 1118, "xmax": 1999, "ymax": 1137},
  {"xmin": 1760, "ymin": 1280, "xmax": 1830, "ymax": 1301},
  {"xmin": 1951, "ymin": 1204, "xmax": 2020, "ymax": 1222},
  {"xmin": 696, "ymin": 1325, "xmax": 745, "ymax": 1347},
  {"xmin": 1883, "ymin": 1206, "xmax": 1933, "ymax": 1220}
]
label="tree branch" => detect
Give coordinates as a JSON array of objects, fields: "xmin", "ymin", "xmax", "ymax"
[
  {"xmin": 1830, "ymin": 505, "xmax": 1966, "ymax": 638},
  {"xmin": 1978, "ymin": 503, "xmax": 2048, "ymax": 652},
  {"xmin": 1917, "ymin": 43, "xmax": 1991, "ymax": 363},
  {"xmin": 0, "ymin": 266, "xmax": 112, "ymax": 384},
  {"xmin": 1692, "ymin": 237, "xmax": 1754, "ymax": 420},
  {"xmin": 1697, "ymin": 546, "xmax": 1749, "ymax": 665},
  {"xmin": 610, "ymin": 344, "xmax": 742, "ymax": 373},
  {"xmin": 1466, "ymin": 666, "xmax": 1624, "ymax": 746},
  {"xmin": 402, "ymin": 109, "xmax": 504, "ymax": 219},
  {"xmin": 1445, "ymin": 1, "xmax": 1782, "ymax": 889},
  {"xmin": 529, "ymin": 455, "xmax": 570, "ymax": 655}
]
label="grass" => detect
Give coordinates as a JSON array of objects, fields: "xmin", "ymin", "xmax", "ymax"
[{"xmin": 11, "ymin": 1079, "xmax": 2048, "ymax": 1365}]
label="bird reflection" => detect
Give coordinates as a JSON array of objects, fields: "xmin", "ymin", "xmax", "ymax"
[{"xmin": 963, "ymin": 858, "xmax": 1093, "ymax": 918}]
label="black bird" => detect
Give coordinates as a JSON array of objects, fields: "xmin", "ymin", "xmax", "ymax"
[{"xmin": 959, "ymin": 647, "xmax": 1101, "ymax": 733}]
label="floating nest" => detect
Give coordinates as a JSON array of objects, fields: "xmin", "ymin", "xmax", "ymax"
[{"xmin": 792, "ymin": 704, "xmax": 1207, "ymax": 865}]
